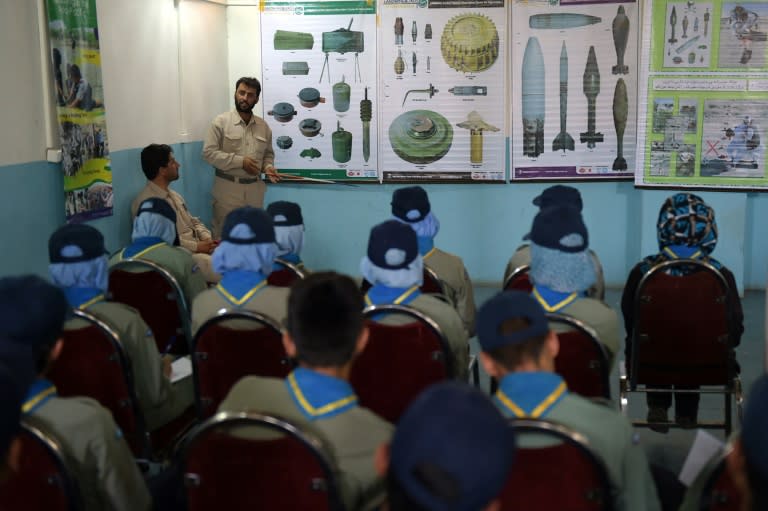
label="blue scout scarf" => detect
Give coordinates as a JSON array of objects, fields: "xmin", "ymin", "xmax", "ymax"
[
  {"xmin": 62, "ymin": 287, "xmax": 105, "ymax": 309},
  {"xmin": 364, "ymin": 283, "xmax": 421, "ymax": 307},
  {"xmin": 494, "ymin": 372, "xmax": 568, "ymax": 419},
  {"xmin": 417, "ymin": 237, "xmax": 435, "ymax": 257},
  {"xmin": 286, "ymin": 367, "xmax": 358, "ymax": 420},
  {"xmin": 532, "ymin": 284, "xmax": 584, "ymax": 313},
  {"xmin": 22, "ymin": 379, "xmax": 57, "ymax": 415},
  {"xmin": 273, "ymin": 252, "xmax": 302, "ymax": 272},
  {"xmin": 216, "ymin": 270, "xmax": 268, "ymax": 307},
  {"xmin": 121, "ymin": 236, "xmax": 166, "ymax": 259}
]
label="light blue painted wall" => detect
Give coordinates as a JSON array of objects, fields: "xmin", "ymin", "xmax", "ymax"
[{"xmin": 2, "ymin": 141, "xmax": 764, "ymax": 294}]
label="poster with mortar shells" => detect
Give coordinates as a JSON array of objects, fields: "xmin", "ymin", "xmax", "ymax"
[
  {"xmin": 379, "ymin": 0, "xmax": 507, "ymax": 183},
  {"xmin": 260, "ymin": 1, "xmax": 379, "ymax": 182},
  {"xmin": 637, "ymin": 1, "xmax": 768, "ymax": 189},
  {"xmin": 510, "ymin": 1, "xmax": 638, "ymax": 181}
]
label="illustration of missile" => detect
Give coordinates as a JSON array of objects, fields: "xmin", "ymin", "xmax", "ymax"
[
  {"xmin": 552, "ymin": 42, "xmax": 574, "ymax": 153},
  {"xmin": 682, "ymin": 15, "xmax": 689, "ymax": 38},
  {"xmin": 704, "ymin": 9, "xmax": 710, "ymax": 36},
  {"xmin": 360, "ymin": 87, "xmax": 372, "ymax": 162},
  {"xmin": 411, "ymin": 21, "xmax": 418, "ymax": 43},
  {"xmin": 669, "ymin": 6, "xmax": 678, "ymax": 44},
  {"xmin": 522, "ymin": 37, "xmax": 545, "ymax": 158},
  {"xmin": 612, "ymin": 78, "xmax": 628, "ymax": 171},
  {"xmin": 529, "ymin": 13, "xmax": 601, "ymax": 30},
  {"xmin": 456, "ymin": 111, "xmax": 500, "ymax": 164},
  {"xmin": 612, "ymin": 5, "xmax": 630, "ymax": 75},
  {"xmin": 580, "ymin": 46, "xmax": 603, "ymax": 148},
  {"xmin": 395, "ymin": 17, "xmax": 404, "ymax": 45},
  {"xmin": 694, "ymin": 17, "xmax": 699, "ymax": 33},
  {"xmin": 412, "ymin": 52, "xmax": 417, "ymax": 73}
]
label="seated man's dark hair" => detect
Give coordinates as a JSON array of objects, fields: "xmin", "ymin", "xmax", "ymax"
[
  {"xmin": 140, "ymin": 143, "xmax": 173, "ymax": 180},
  {"xmin": 285, "ymin": 272, "xmax": 364, "ymax": 367},
  {"xmin": 236, "ymin": 77, "xmax": 261, "ymax": 96},
  {"xmin": 486, "ymin": 317, "xmax": 548, "ymax": 370}
]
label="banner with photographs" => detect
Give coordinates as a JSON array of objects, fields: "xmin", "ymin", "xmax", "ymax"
[
  {"xmin": 637, "ymin": 1, "xmax": 768, "ymax": 188},
  {"xmin": 46, "ymin": 0, "xmax": 112, "ymax": 221},
  {"xmin": 510, "ymin": 0, "xmax": 639, "ymax": 181},
  {"xmin": 379, "ymin": 0, "xmax": 507, "ymax": 182},
  {"xmin": 260, "ymin": 1, "xmax": 379, "ymax": 182}
]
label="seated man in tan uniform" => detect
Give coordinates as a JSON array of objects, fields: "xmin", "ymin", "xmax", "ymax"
[
  {"xmin": 0, "ymin": 275, "xmax": 152, "ymax": 511},
  {"xmin": 191, "ymin": 207, "xmax": 290, "ymax": 335},
  {"xmin": 132, "ymin": 143, "xmax": 218, "ymax": 283},
  {"xmin": 110, "ymin": 197, "xmax": 207, "ymax": 308},
  {"xmin": 390, "ymin": 186, "xmax": 476, "ymax": 337},
  {"xmin": 49, "ymin": 223, "xmax": 193, "ymax": 431},
  {"xmin": 360, "ymin": 220, "xmax": 468, "ymax": 379},
  {"xmin": 219, "ymin": 272, "xmax": 393, "ymax": 511}
]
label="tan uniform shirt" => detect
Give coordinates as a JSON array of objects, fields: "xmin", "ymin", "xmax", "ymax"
[
  {"xmin": 131, "ymin": 181, "xmax": 212, "ymax": 253},
  {"xmin": 28, "ymin": 395, "xmax": 152, "ymax": 511},
  {"xmin": 423, "ymin": 247, "xmax": 476, "ymax": 337},
  {"xmin": 191, "ymin": 284, "xmax": 290, "ymax": 335},
  {"xmin": 65, "ymin": 300, "xmax": 193, "ymax": 430}
]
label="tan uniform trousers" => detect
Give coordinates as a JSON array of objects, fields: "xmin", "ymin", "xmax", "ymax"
[
  {"xmin": 211, "ymin": 176, "xmax": 267, "ymax": 239},
  {"xmin": 191, "ymin": 253, "xmax": 220, "ymax": 284}
]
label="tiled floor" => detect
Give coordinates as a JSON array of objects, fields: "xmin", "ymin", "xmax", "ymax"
[{"xmin": 470, "ymin": 284, "xmax": 765, "ymax": 475}]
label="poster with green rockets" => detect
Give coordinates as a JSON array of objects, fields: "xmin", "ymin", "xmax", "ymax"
[
  {"xmin": 379, "ymin": 0, "xmax": 507, "ymax": 183},
  {"xmin": 637, "ymin": 1, "xmax": 768, "ymax": 188},
  {"xmin": 511, "ymin": 1, "xmax": 639, "ymax": 181},
  {"xmin": 260, "ymin": 1, "xmax": 379, "ymax": 181}
]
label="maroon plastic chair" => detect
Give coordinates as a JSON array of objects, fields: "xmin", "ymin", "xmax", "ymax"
[
  {"xmin": 48, "ymin": 308, "xmax": 151, "ymax": 458},
  {"xmin": 350, "ymin": 304, "xmax": 453, "ymax": 423},
  {"xmin": 501, "ymin": 419, "xmax": 613, "ymax": 511},
  {"xmin": 0, "ymin": 421, "xmax": 82, "ymax": 511},
  {"xmin": 267, "ymin": 258, "xmax": 307, "ymax": 288},
  {"xmin": 108, "ymin": 259, "xmax": 191, "ymax": 355},
  {"xmin": 548, "ymin": 313, "xmax": 611, "ymax": 400},
  {"xmin": 503, "ymin": 264, "xmax": 533, "ymax": 292},
  {"xmin": 176, "ymin": 412, "xmax": 344, "ymax": 511},
  {"xmin": 621, "ymin": 259, "xmax": 742, "ymax": 435},
  {"xmin": 192, "ymin": 311, "xmax": 293, "ymax": 419},
  {"xmin": 700, "ymin": 449, "xmax": 743, "ymax": 511}
]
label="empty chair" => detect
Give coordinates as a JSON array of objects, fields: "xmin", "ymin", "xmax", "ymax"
[
  {"xmin": 0, "ymin": 420, "xmax": 82, "ymax": 511},
  {"xmin": 350, "ymin": 304, "xmax": 453, "ymax": 422},
  {"xmin": 192, "ymin": 311, "xmax": 291, "ymax": 418},
  {"xmin": 621, "ymin": 259, "xmax": 743, "ymax": 435},
  {"xmin": 501, "ymin": 418, "xmax": 613, "ymax": 511},
  {"xmin": 108, "ymin": 259, "xmax": 191, "ymax": 355},
  {"xmin": 548, "ymin": 312, "xmax": 611, "ymax": 400},
  {"xmin": 175, "ymin": 411, "xmax": 345, "ymax": 511}
]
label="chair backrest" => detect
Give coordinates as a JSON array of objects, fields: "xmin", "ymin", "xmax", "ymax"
[
  {"xmin": 0, "ymin": 420, "xmax": 82, "ymax": 511},
  {"xmin": 503, "ymin": 264, "xmax": 533, "ymax": 292},
  {"xmin": 47, "ymin": 308, "xmax": 150, "ymax": 458},
  {"xmin": 176, "ymin": 411, "xmax": 344, "ymax": 511},
  {"xmin": 267, "ymin": 258, "xmax": 307, "ymax": 287},
  {"xmin": 547, "ymin": 313, "xmax": 611, "ymax": 400},
  {"xmin": 501, "ymin": 419, "xmax": 613, "ymax": 511},
  {"xmin": 350, "ymin": 304, "xmax": 453, "ymax": 423},
  {"xmin": 192, "ymin": 311, "xmax": 292, "ymax": 419},
  {"xmin": 108, "ymin": 258, "xmax": 191, "ymax": 355},
  {"xmin": 699, "ymin": 449, "xmax": 743, "ymax": 511},
  {"xmin": 629, "ymin": 259, "xmax": 735, "ymax": 389}
]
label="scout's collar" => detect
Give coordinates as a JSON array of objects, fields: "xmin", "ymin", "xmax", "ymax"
[
  {"xmin": 216, "ymin": 270, "xmax": 268, "ymax": 307},
  {"xmin": 22, "ymin": 379, "xmax": 57, "ymax": 415},
  {"xmin": 532, "ymin": 284, "xmax": 580, "ymax": 313},
  {"xmin": 286, "ymin": 367, "xmax": 358, "ymax": 421},
  {"xmin": 494, "ymin": 372, "xmax": 568, "ymax": 419},
  {"xmin": 121, "ymin": 237, "xmax": 166, "ymax": 259},
  {"xmin": 417, "ymin": 237, "xmax": 435, "ymax": 258},
  {"xmin": 63, "ymin": 287, "xmax": 105, "ymax": 310},
  {"xmin": 365, "ymin": 284, "xmax": 421, "ymax": 307}
]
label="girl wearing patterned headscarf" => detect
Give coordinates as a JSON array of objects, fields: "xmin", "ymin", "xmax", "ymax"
[{"xmin": 621, "ymin": 193, "xmax": 743, "ymax": 430}]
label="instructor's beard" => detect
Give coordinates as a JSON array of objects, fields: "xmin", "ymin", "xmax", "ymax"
[{"xmin": 235, "ymin": 97, "xmax": 255, "ymax": 114}]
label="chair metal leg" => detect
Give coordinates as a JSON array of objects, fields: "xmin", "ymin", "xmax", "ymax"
[
  {"xmin": 619, "ymin": 374, "xmax": 628, "ymax": 415},
  {"xmin": 725, "ymin": 391, "xmax": 732, "ymax": 437}
]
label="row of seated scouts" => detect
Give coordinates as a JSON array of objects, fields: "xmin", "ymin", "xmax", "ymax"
[
  {"xmin": 0, "ymin": 272, "xmax": 764, "ymax": 511},
  {"xmin": 0, "ymin": 142, "xmax": 751, "ymax": 510}
]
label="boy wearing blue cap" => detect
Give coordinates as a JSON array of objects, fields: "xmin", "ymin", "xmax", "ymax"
[
  {"xmin": 377, "ymin": 382, "xmax": 515, "ymax": 511},
  {"xmin": 361, "ymin": 220, "xmax": 469, "ymax": 379},
  {"xmin": 110, "ymin": 197, "xmax": 207, "ymax": 305},
  {"xmin": 477, "ymin": 291, "xmax": 660, "ymax": 511},
  {"xmin": 524, "ymin": 204, "xmax": 619, "ymax": 368},
  {"xmin": 504, "ymin": 185, "xmax": 605, "ymax": 300},
  {"xmin": 0, "ymin": 275, "xmax": 151, "ymax": 510},
  {"xmin": 391, "ymin": 187, "xmax": 476, "ymax": 336},
  {"xmin": 190, "ymin": 206, "xmax": 290, "ymax": 334},
  {"xmin": 50, "ymin": 223, "xmax": 193, "ymax": 431},
  {"xmin": 218, "ymin": 272, "xmax": 392, "ymax": 511}
]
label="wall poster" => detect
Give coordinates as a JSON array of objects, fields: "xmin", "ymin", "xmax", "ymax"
[
  {"xmin": 379, "ymin": 0, "xmax": 507, "ymax": 182},
  {"xmin": 46, "ymin": 0, "xmax": 113, "ymax": 221},
  {"xmin": 637, "ymin": 1, "xmax": 768, "ymax": 189},
  {"xmin": 510, "ymin": 0, "xmax": 639, "ymax": 181},
  {"xmin": 260, "ymin": 1, "xmax": 379, "ymax": 182}
]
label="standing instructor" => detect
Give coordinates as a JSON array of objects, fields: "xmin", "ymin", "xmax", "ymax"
[{"xmin": 203, "ymin": 77, "xmax": 280, "ymax": 238}]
